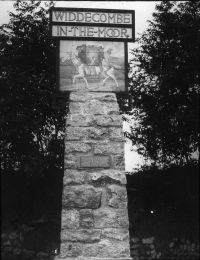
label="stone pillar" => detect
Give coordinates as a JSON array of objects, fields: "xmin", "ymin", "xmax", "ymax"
[{"xmin": 57, "ymin": 92, "xmax": 132, "ymax": 260}]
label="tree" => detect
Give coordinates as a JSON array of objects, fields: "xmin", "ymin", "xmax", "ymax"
[
  {"xmin": 128, "ymin": 1, "xmax": 200, "ymax": 167},
  {"xmin": 0, "ymin": 0, "xmax": 66, "ymax": 173}
]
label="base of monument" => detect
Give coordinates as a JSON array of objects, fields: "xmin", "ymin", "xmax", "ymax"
[
  {"xmin": 54, "ymin": 257, "xmax": 133, "ymax": 260},
  {"xmin": 54, "ymin": 257, "xmax": 132, "ymax": 260}
]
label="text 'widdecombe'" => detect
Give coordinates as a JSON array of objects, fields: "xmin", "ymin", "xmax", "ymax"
[{"xmin": 52, "ymin": 11, "xmax": 132, "ymax": 25}]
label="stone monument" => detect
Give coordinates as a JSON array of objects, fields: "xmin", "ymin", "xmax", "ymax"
[{"xmin": 50, "ymin": 7, "xmax": 135, "ymax": 260}]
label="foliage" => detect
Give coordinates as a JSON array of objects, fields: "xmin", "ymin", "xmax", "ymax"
[
  {"xmin": 127, "ymin": 162, "xmax": 199, "ymax": 216},
  {"xmin": 128, "ymin": 1, "xmax": 200, "ymax": 166},
  {"xmin": 0, "ymin": 0, "xmax": 66, "ymax": 173},
  {"xmin": 127, "ymin": 162, "xmax": 199, "ymax": 259}
]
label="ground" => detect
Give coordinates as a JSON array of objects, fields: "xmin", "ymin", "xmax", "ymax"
[{"xmin": 1, "ymin": 164, "xmax": 199, "ymax": 260}]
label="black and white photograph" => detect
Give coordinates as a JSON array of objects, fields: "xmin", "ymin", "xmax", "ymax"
[{"xmin": 1, "ymin": 1, "xmax": 199, "ymax": 260}]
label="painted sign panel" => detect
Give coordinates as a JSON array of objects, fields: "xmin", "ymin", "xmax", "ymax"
[
  {"xmin": 59, "ymin": 40, "xmax": 126, "ymax": 92},
  {"xmin": 50, "ymin": 7, "xmax": 135, "ymax": 41}
]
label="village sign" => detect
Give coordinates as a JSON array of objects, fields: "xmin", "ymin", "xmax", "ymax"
[{"xmin": 50, "ymin": 7, "xmax": 135, "ymax": 92}]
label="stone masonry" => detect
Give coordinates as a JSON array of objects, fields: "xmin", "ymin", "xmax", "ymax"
[{"xmin": 56, "ymin": 92, "xmax": 132, "ymax": 260}]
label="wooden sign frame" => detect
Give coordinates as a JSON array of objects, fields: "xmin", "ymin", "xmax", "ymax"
[{"xmin": 50, "ymin": 7, "xmax": 135, "ymax": 42}]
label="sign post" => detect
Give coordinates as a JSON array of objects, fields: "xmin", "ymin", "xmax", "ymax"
[{"xmin": 50, "ymin": 7, "xmax": 135, "ymax": 260}]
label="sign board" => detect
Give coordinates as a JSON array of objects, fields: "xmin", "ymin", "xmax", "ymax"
[
  {"xmin": 50, "ymin": 8, "xmax": 135, "ymax": 41},
  {"xmin": 50, "ymin": 7, "xmax": 135, "ymax": 92}
]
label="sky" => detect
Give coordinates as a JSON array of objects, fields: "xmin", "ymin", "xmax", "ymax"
[{"xmin": 0, "ymin": 1, "xmax": 159, "ymax": 171}]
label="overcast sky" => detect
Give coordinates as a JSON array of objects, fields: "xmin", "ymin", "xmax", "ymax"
[
  {"xmin": 0, "ymin": 1, "xmax": 158, "ymax": 33},
  {"xmin": 0, "ymin": 1, "xmax": 159, "ymax": 171},
  {"xmin": 0, "ymin": 1, "xmax": 158, "ymax": 53}
]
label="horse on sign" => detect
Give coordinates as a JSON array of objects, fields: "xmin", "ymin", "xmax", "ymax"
[{"xmin": 71, "ymin": 44, "xmax": 120, "ymax": 88}]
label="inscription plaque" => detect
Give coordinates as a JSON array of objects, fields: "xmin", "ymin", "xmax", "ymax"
[{"xmin": 80, "ymin": 155, "xmax": 110, "ymax": 168}]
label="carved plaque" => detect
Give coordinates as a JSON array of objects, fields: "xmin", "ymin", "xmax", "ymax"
[{"xmin": 79, "ymin": 155, "xmax": 110, "ymax": 168}]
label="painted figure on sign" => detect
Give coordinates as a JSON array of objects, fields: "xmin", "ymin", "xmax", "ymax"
[
  {"xmin": 90, "ymin": 45, "xmax": 104, "ymax": 77},
  {"xmin": 102, "ymin": 48, "xmax": 120, "ymax": 87},
  {"xmin": 72, "ymin": 45, "xmax": 89, "ymax": 87},
  {"xmin": 72, "ymin": 44, "xmax": 103, "ymax": 87}
]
